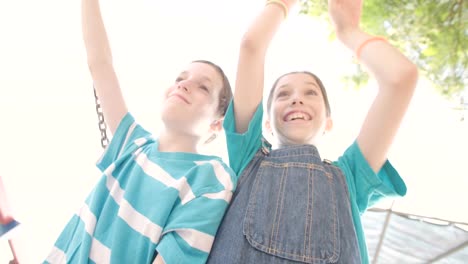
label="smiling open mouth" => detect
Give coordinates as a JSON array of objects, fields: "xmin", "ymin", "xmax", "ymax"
[{"xmin": 284, "ymin": 111, "xmax": 311, "ymax": 121}]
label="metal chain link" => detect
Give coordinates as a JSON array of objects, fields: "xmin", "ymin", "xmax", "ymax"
[{"xmin": 93, "ymin": 86, "xmax": 109, "ymax": 149}]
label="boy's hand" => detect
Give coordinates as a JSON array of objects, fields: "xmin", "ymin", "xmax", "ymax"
[{"xmin": 328, "ymin": 0, "xmax": 362, "ymax": 40}]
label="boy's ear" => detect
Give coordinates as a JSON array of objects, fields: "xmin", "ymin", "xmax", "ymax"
[
  {"xmin": 210, "ymin": 118, "xmax": 224, "ymax": 133},
  {"xmin": 264, "ymin": 119, "xmax": 273, "ymax": 134}
]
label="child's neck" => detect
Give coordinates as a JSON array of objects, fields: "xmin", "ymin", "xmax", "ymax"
[
  {"xmin": 277, "ymin": 140, "xmax": 318, "ymax": 149},
  {"xmin": 158, "ymin": 129, "xmax": 199, "ymax": 153}
]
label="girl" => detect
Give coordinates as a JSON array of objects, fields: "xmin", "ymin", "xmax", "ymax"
[
  {"xmin": 45, "ymin": 0, "xmax": 236, "ymax": 263},
  {"xmin": 208, "ymin": 0, "xmax": 418, "ymax": 263}
]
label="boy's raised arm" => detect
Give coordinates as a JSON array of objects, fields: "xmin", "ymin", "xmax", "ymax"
[
  {"xmin": 329, "ymin": 0, "xmax": 418, "ymax": 172},
  {"xmin": 233, "ymin": 0, "xmax": 298, "ymax": 133},
  {"xmin": 82, "ymin": 0, "xmax": 128, "ymax": 134}
]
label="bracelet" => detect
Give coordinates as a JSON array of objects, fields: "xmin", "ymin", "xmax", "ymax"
[
  {"xmin": 266, "ymin": 0, "xmax": 289, "ymax": 19},
  {"xmin": 356, "ymin": 36, "xmax": 386, "ymax": 60}
]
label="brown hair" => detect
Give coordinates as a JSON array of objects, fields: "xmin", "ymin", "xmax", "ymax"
[
  {"xmin": 266, "ymin": 71, "xmax": 331, "ymax": 117},
  {"xmin": 193, "ymin": 60, "xmax": 233, "ymax": 117}
]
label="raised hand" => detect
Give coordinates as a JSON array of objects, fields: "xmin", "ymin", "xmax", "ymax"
[
  {"xmin": 326, "ymin": 0, "xmax": 419, "ymax": 173},
  {"xmin": 328, "ymin": 0, "xmax": 362, "ymax": 40}
]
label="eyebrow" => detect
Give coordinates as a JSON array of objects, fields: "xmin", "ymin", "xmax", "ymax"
[
  {"xmin": 277, "ymin": 81, "xmax": 319, "ymax": 90},
  {"xmin": 305, "ymin": 81, "xmax": 319, "ymax": 88},
  {"xmin": 180, "ymin": 71, "xmax": 213, "ymax": 85}
]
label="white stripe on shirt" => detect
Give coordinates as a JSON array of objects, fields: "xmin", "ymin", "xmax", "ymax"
[
  {"xmin": 135, "ymin": 151, "xmax": 196, "ymax": 204},
  {"xmin": 105, "ymin": 165, "xmax": 125, "ymax": 203},
  {"xmin": 196, "ymin": 160, "xmax": 234, "ymax": 191},
  {"xmin": 104, "ymin": 165, "xmax": 163, "ymax": 244},
  {"xmin": 49, "ymin": 209, "xmax": 111, "ymax": 264},
  {"xmin": 89, "ymin": 237, "xmax": 111, "ymax": 264},
  {"xmin": 134, "ymin": 137, "xmax": 148, "ymax": 147},
  {"xmin": 76, "ymin": 204, "xmax": 112, "ymax": 263},
  {"xmin": 45, "ymin": 246, "xmax": 67, "ymax": 264},
  {"xmin": 202, "ymin": 190, "xmax": 232, "ymax": 203},
  {"xmin": 175, "ymin": 229, "xmax": 214, "ymax": 253},
  {"xmin": 118, "ymin": 199, "xmax": 163, "ymax": 244},
  {"xmin": 117, "ymin": 122, "xmax": 137, "ymax": 159},
  {"xmin": 78, "ymin": 203, "xmax": 97, "ymax": 235}
]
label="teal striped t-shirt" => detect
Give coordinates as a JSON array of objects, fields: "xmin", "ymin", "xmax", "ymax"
[{"xmin": 45, "ymin": 113, "xmax": 237, "ymax": 264}]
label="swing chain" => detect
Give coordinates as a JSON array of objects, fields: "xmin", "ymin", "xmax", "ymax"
[{"xmin": 93, "ymin": 86, "xmax": 109, "ymax": 149}]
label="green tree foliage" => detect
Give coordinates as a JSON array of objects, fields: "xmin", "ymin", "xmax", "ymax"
[{"xmin": 301, "ymin": 0, "xmax": 467, "ymax": 98}]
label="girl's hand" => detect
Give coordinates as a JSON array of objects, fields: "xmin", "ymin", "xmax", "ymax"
[
  {"xmin": 328, "ymin": 0, "xmax": 362, "ymax": 40},
  {"xmin": 283, "ymin": 0, "xmax": 299, "ymax": 8}
]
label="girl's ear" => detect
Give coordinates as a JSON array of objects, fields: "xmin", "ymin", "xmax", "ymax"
[{"xmin": 324, "ymin": 117, "xmax": 333, "ymax": 133}]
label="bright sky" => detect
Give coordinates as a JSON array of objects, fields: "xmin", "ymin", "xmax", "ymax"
[{"xmin": 1, "ymin": 0, "xmax": 467, "ymax": 262}]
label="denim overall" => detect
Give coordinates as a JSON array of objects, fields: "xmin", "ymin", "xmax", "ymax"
[{"xmin": 207, "ymin": 140, "xmax": 361, "ymax": 264}]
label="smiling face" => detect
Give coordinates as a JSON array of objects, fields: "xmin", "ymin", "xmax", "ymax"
[
  {"xmin": 161, "ymin": 61, "xmax": 225, "ymax": 138},
  {"xmin": 266, "ymin": 72, "xmax": 332, "ymax": 147}
]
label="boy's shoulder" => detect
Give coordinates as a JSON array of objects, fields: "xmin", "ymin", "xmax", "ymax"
[{"xmin": 194, "ymin": 157, "xmax": 236, "ymax": 175}]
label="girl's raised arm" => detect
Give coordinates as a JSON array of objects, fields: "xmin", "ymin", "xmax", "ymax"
[
  {"xmin": 233, "ymin": 0, "xmax": 298, "ymax": 133},
  {"xmin": 329, "ymin": 0, "xmax": 418, "ymax": 172}
]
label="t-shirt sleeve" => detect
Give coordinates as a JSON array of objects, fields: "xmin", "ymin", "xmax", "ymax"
[
  {"xmin": 223, "ymin": 100, "xmax": 263, "ymax": 176},
  {"xmin": 335, "ymin": 141, "xmax": 407, "ymax": 214},
  {"xmin": 155, "ymin": 195, "xmax": 229, "ymax": 264},
  {"xmin": 96, "ymin": 112, "xmax": 154, "ymax": 171}
]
